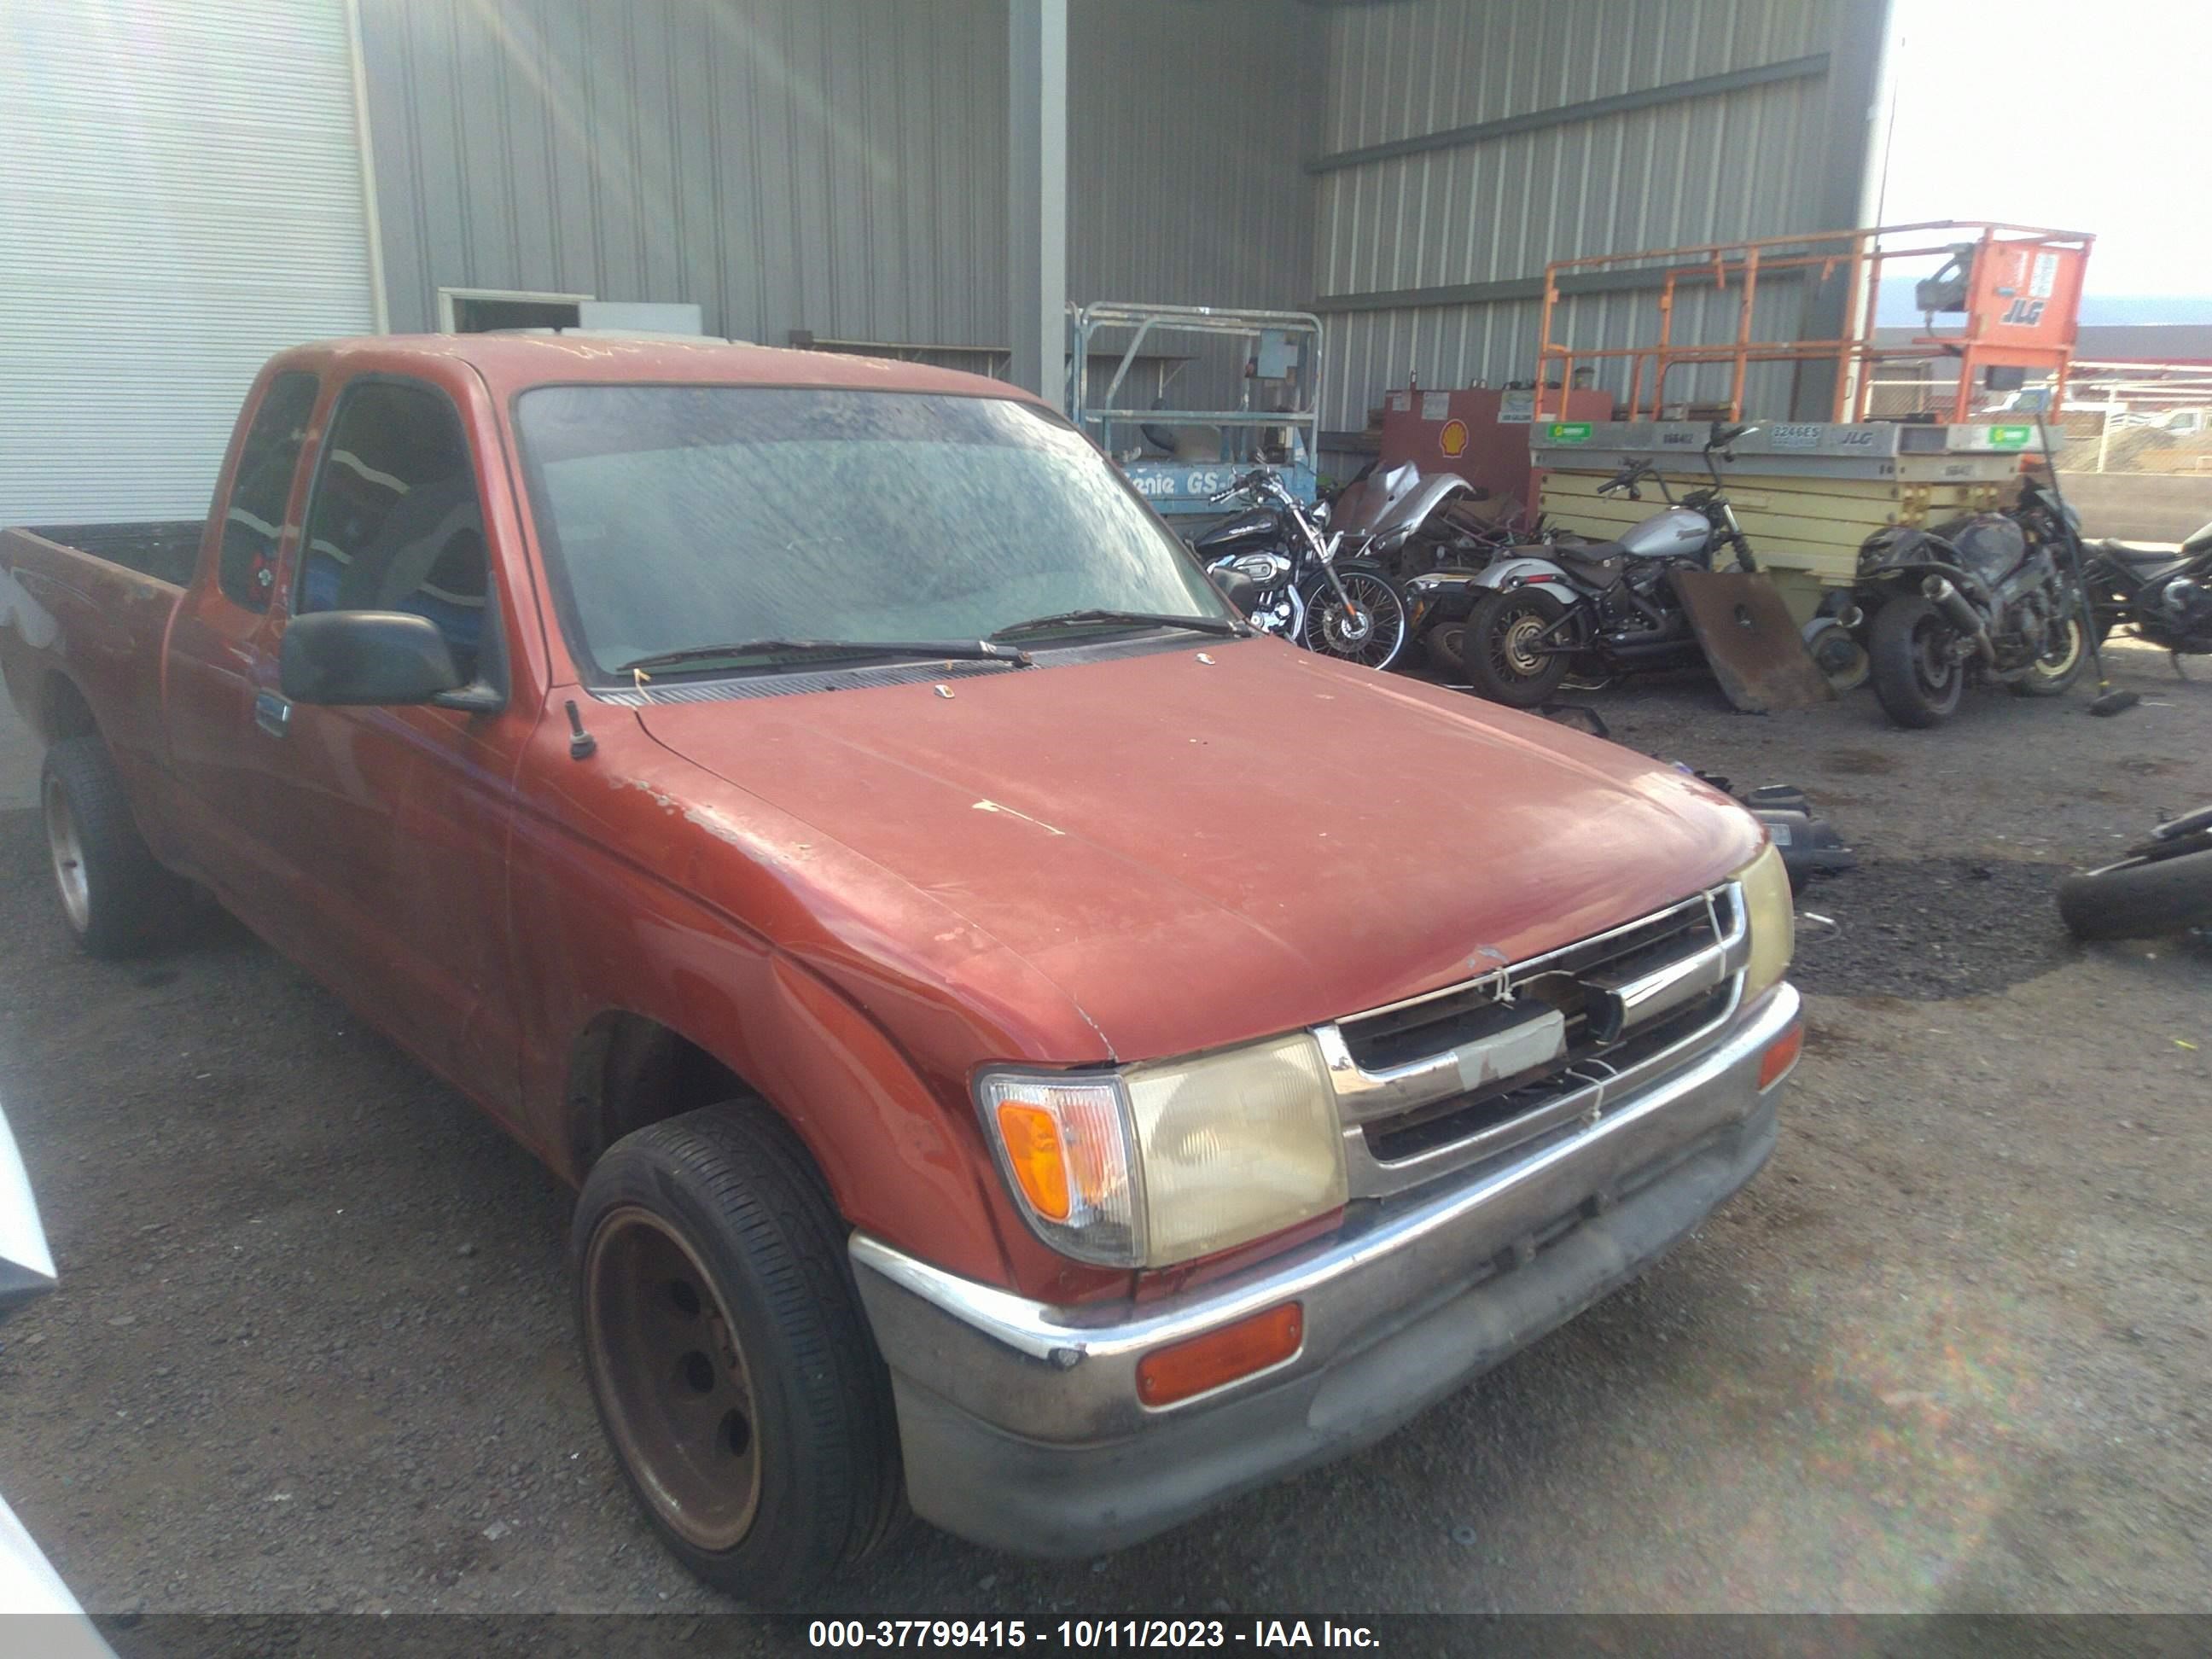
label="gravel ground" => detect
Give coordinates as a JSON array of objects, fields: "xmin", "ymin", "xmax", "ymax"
[{"xmin": 0, "ymin": 639, "xmax": 2209, "ymax": 1625}]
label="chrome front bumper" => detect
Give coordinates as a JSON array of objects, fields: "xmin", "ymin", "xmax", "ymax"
[{"xmin": 849, "ymin": 981, "xmax": 1800, "ymax": 1557}]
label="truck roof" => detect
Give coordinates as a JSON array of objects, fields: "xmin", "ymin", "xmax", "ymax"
[{"xmin": 271, "ymin": 333, "xmax": 1045, "ymax": 404}]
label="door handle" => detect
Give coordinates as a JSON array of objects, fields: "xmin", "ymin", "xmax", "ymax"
[{"xmin": 253, "ymin": 690, "xmax": 292, "ymax": 738}]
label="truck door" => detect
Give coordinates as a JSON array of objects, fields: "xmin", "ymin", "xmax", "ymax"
[
  {"xmin": 166, "ymin": 369, "xmax": 322, "ymax": 908},
  {"xmin": 249, "ymin": 372, "xmax": 529, "ymax": 1120}
]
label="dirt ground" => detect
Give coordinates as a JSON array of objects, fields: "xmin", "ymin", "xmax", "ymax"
[{"xmin": 0, "ymin": 639, "xmax": 2207, "ymax": 1620}]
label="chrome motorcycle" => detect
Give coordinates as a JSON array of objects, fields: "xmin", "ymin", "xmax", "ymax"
[
  {"xmin": 1194, "ymin": 467, "xmax": 1410, "ymax": 669},
  {"xmin": 1452, "ymin": 422, "xmax": 1760, "ymax": 707}
]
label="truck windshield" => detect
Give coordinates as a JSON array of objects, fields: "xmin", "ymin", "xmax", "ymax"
[{"xmin": 513, "ymin": 385, "xmax": 1231, "ymax": 678}]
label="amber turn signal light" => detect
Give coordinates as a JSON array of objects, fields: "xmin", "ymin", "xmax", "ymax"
[
  {"xmin": 994, "ymin": 1101, "xmax": 1072, "ymax": 1221},
  {"xmin": 1758, "ymin": 1023, "xmax": 1803, "ymax": 1091},
  {"xmin": 1136, "ymin": 1301, "xmax": 1305, "ymax": 1408}
]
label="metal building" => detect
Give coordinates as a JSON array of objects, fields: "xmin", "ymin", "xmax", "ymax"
[{"xmin": 0, "ymin": 0, "xmax": 1891, "ymax": 522}]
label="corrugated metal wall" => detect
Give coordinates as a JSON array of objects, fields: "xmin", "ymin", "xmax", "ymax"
[
  {"xmin": 1312, "ymin": 0, "xmax": 1871, "ymax": 431},
  {"xmin": 359, "ymin": 0, "xmax": 1318, "ymax": 352}
]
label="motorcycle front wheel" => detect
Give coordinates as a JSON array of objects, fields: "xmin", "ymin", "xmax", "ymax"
[
  {"xmin": 1462, "ymin": 587, "xmax": 1574, "ymax": 707},
  {"xmin": 2008, "ymin": 610, "xmax": 2088, "ymax": 697},
  {"xmin": 1868, "ymin": 595, "xmax": 1965, "ymax": 728},
  {"xmin": 1299, "ymin": 562, "xmax": 1409, "ymax": 670}
]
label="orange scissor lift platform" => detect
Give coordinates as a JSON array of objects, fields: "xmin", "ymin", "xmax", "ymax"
[{"xmin": 1527, "ymin": 221, "xmax": 2094, "ymax": 618}]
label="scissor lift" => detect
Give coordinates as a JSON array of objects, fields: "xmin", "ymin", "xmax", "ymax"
[
  {"xmin": 1528, "ymin": 221, "xmax": 2094, "ymax": 620},
  {"xmin": 1067, "ymin": 302, "xmax": 1324, "ymax": 523}
]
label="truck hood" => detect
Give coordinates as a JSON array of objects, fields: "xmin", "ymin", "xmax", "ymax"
[{"xmin": 634, "ymin": 639, "xmax": 1761, "ymax": 1062}]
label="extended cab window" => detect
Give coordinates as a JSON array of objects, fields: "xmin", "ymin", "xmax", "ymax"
[
  {"xmin": 299, "ymin": 380, "xmax": 491, "ymax": 682},
  {"xmin": 513, "ymin": 386, "xmax": 1227, "ymax": 677},
  {"xmin": 218, "ymin": 372, "xmax": 318, "ymax": 612}
]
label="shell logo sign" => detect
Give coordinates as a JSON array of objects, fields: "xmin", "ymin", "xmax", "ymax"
[{"xmin": 1439, "ymin": 418, "xmax": 1469, "ymax": 457}]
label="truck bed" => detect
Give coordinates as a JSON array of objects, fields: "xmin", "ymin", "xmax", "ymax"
[
  {"xmin": 0, "ymin": 521, "xmax": 198, "ymax": 827},
  {"xmin": 20, "ymin": 521, "xmax": 203, "ymax": 588}
]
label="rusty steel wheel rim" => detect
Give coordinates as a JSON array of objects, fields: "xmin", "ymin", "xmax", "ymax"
[
  {"xmin": 43, "ymin": 776, "xmax": 90, "ymax": 934},
  {"xmin": 584, "ymin": 1206, "xmax": 762, "ymax": 1551},
  {"xmin": 1490, "ymin": 604, "xmax": 1551, "ymax": 680}
]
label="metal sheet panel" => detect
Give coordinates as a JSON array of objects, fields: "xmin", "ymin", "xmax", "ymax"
[
  {"xmin": 360, "ymin": 0, "xmax": 1318, "ymax": 367},
  {"xmin": 360, "ymin": 0, "xmax": 1013, "ymax": 344},
  {"xmin": 0, "ymin": 0, "xmax": 377, "ymax": 521},
  {"xmin": 1313, "ymin": 0, "xmax": 1871, "ymax": 431}
]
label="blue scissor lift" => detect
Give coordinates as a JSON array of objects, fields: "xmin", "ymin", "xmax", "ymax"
[{"xmin": 1065, "ymin": 302, "xmax": 1324, "ymax": 527}]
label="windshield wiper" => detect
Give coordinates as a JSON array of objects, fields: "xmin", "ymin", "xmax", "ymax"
[
  {"xmin": 988, "ymin": 608, "xmax": 1244, "ymax": 642},
  {"xmin": 614, "ymin": 637, "xmax": 1033, "ymax": 677}
]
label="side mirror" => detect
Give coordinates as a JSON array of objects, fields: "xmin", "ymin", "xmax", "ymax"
[
  {"xmin": 1211, "ymin": 568, "xmax": 1260, "ymax": 614},
  {"xmin": 282, "ymin": 611, "xmax": 465, "ymax": 706}
]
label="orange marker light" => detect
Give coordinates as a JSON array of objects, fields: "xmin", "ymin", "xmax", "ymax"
[
  {"xmin": 1759, "ymin": 1023, "xmax": 1803, "ymax": 1091},
  {"xmin": 1137, "ymin": 1302, "xmax": 1305, "ymax": 1407},
  {"xmin": 995, "ymin": 1101, "xmax": 1071, "ymax": 1220}
]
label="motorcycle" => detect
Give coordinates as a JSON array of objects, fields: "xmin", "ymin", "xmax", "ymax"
[
  {"xmin": 1322, "ymin": 459, "xmax": 1565, "ymax": 674},
  {"xmin": 1324, "ymin": 458, "xmax": 1493, "ymax": 580},
  {"xmin": 1451, "ymin": 422, "xmax": 1761, "ymax": 707},
  {"xmin": 1853, "ymin": 471, "xmax": 2088, "ymax": 728},
  {"xmin": 2079, "ymin": 519, "xmax": 2212, "ymax": 670},
  {"xmin": 2057, "ymin": 802, "xmax": 2212, "ymax": 940},
  {"xmin": 1194, "ymin": 467, "xmax": 1411, "ymax": 669}
]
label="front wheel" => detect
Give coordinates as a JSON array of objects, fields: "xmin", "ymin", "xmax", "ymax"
[
  {"xmin": 1868, "ymin": 596, "xmax": 1965, "ymax": 728},
  {"xmin": 1299, "ymin": 562, "xmax": 1409, "ymax": 669},
  {"xmin": 573, "ymin": 1108, "xmax": 902, "ymax": 1604},
  {"xmin": 1802, "ymin": 615, "xmax": 1870, "ymax": 695},
  {"xmin": 1462, "ymin": 587, "xmax": 1575, "ymax": 707},
  {"xmin": 2009, "ymin": 609, "xmax": 2088, "ymax": 697}
]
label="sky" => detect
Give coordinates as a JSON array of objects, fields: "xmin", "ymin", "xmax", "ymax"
[{"xmin": 1876, "ymin": 0, "xmax": 2212, "ymax": 317}]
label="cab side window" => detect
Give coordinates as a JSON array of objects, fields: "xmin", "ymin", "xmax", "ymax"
[
  {"xmin": 299, "ymin": 380, "xmax": 491, "ymax": 684},
  {"xmin": 218, "ymin": 372, "xmax": 319, "ymax": 612}
]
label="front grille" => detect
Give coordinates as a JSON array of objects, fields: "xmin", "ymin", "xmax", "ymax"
[
  {"xmin": 1326, "ymin": 888, "xmax": 1743, "ymax": 1196},
  {"xmin": 1361, "ymin": 986, "xmax": 1730, "ymax": 1166},
  {"xmin": 1338, "ymin": 894, "xmax": 1724, "ymax": 1074}
]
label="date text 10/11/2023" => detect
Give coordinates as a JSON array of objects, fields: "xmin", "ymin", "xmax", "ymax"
[{"xmin": 807, "ymin": 1620, "xmax": 1382, "ymax": 1650}]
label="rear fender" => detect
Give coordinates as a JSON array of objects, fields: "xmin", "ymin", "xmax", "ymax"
[{"xmin": 1474, "ymin": 556, "xmax": 1575, "ymax": 593}]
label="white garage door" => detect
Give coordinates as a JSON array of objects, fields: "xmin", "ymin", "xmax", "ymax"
[{"xmin": 0, "ymin": 0, "xmax": 380, "ymax": 524}]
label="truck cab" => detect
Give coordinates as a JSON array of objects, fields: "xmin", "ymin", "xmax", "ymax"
[{"xmin": 0, "ymin": 335, "xmax": 1800, "ymax": 1599}]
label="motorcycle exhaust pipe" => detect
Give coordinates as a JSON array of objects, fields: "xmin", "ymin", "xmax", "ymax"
[
  {"xmin": 1922, "ymin": 574, "xmax": 1995, "ymax": 664},
  {"xmin": 1834, "ymin": 603, "xmax": 1864, "ymax": 631}
]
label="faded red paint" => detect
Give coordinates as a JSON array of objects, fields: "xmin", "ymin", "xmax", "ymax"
[{"xmin": 0, "ymin": 335, "xmax": 1761, "ymax": 1302}]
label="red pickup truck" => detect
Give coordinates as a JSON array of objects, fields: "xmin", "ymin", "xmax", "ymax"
[{"xmin": 0, "ymin": 335, "xmax": 1800, "ymax": 1599}]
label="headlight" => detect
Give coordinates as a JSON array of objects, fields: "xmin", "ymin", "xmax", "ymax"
[
  {"xmin": 979, "ymin": 1033, "xmax": 1348, "ymax": 1268},
  {"xmin": 1733, "ymin": 839, "xmax": 1795, "ymax": 1004}
]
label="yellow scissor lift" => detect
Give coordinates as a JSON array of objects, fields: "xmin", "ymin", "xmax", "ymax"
[
  {"xmin": 1528, "ymin": 221, "xmax": 2091, "ymax": 623},
  {"xmin": 1531, "ymin": 418, "xmax": 2055, "ymax": 624}
]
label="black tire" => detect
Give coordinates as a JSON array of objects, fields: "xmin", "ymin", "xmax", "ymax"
[
  {"xmin": 39, "ymin": 736, "xmax": 192, "ymax": 958},
  {"xmin": 2008, "ymin": 608, "xmax": 2088, "ymax": 697},
  {"xmin": 572, "ymin": 1107, "xmax": 902, "ymax": 1604},
  {"xmin": 1802, "ymin": 616, "xmax": 1870, "ymax": 695},
  {"xmin": 2057, "ymin": 847, "xmax": 2212, "ymax": 940},
  {"xmin": 1868, "ymin": 596, "xmax": 1965, "ymax": 728},
  {"xmin": 1422, "ymin": 620, "xmax": 1467, "ymax": 679},
  {"xmin": 1298, "ymin": 562, "xmax": 1409, "ymax": 670},
  {"xmin": 1463, "ymin": 587, "xmax": 1574, "ymax": 707}
]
